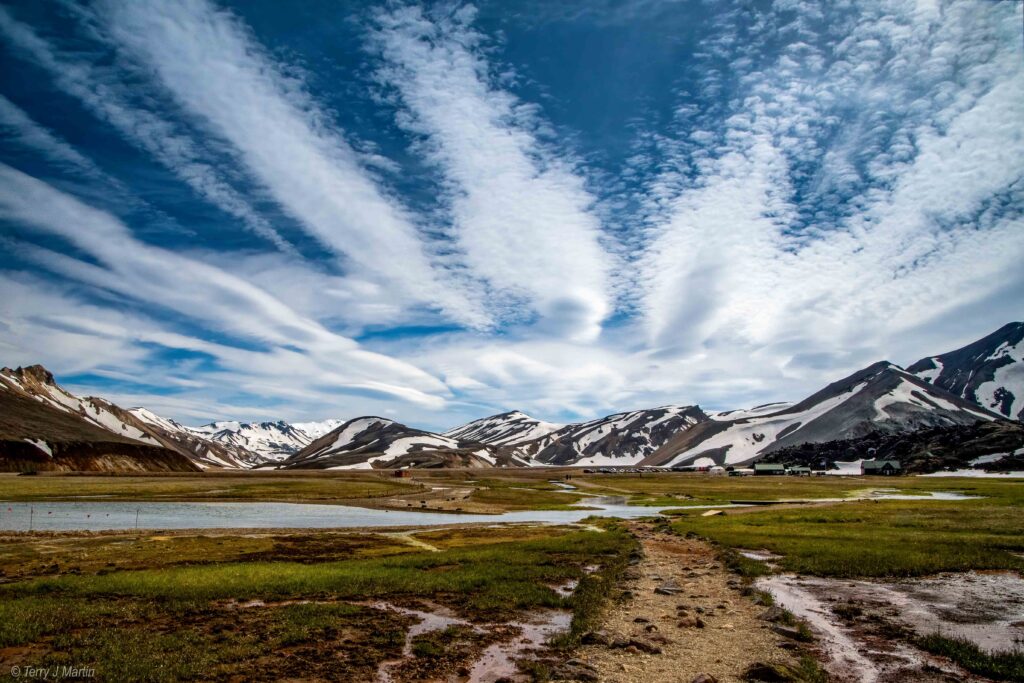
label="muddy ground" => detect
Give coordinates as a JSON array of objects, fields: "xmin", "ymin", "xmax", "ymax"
[{"xmin": 756, "ymin": 571, "xmax": 1024, "ymax": 682}]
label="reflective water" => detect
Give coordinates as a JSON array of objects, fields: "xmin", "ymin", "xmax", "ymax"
[{"xmin": 0, "ymin": 497, "xmax": 726, "ymax": 531}]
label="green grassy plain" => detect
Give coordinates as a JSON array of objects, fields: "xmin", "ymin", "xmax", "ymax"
[
  {"xmin": 668, "ymin": 478, "xmax": 1024, "ymax": 577},
  {"xmin": 0, "ymin": 524, "xmax": 634, "ymax": 681},
  {"xmin": 0, "ymin": 471, "xmax": 421, "ymax": 504}
]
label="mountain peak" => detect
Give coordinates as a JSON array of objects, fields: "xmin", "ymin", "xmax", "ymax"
[
  {"xmin": 2, "ymin": 364, "xmax": 57, "ymax": 386},
  {"xmin": 909, "ymin": 321, "xmax": 1024, "ymax": 421}
]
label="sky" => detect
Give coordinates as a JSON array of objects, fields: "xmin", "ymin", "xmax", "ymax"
[{"xmin": 0, "ymin": 0, "xmax": 1021, "ymax": 432}]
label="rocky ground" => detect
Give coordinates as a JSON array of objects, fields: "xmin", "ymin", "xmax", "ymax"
[{"xmin": 567, "ymin": 521, "xmax": 812, "ymax": 683}]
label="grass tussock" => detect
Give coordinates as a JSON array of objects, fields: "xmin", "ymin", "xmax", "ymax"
[{"xmin": 916, "ymin": 633, "xmax": 1024, "ymax": 682}]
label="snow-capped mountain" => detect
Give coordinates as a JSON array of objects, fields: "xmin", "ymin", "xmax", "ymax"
[
  {"xmin": 291, "ymin": 419, "xmax": 346, "ymax": 439},
  {"xmin": 280, "ymin": 417, "xmax": 509, "ymax": 470},
  {"xmin": 645, "ymin": 361, "xmax": 1001, "ymax": 468},
  {"xmin": 127, "ymin": 409, "xmax": 264, "ymax": 469},
  {"xmin": 908, "ymin": 322, "xmax": 1024, "ymax": 422},
  {"xmin": 0, "ymin": 365, "xmax": 199, "ymax": 472},
  {"xmin": 512, "ymin": 405, "xmax": 709, "ymax": 466},
  {"xmin": 190, "ymin": 420, "xmax": 316, "ymax": 462},
  {"xmin": 444, "ymin": 411, "xmax": 563, "ymax": 446}
]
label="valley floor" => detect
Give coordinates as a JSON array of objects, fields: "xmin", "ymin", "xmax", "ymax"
[{"xmin": 1, "ymin": 471, "xmax": 1022, "ymax": 681}]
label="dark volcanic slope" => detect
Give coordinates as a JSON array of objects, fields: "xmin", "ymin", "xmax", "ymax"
[
  {"xmin": 760, "ymin": 420, "xmax": 1024, "ymax": 473},
  {"xmin": 0, "ymin": 386, "xmax": 199, "ymax": 472},
  {"xmin": 908, "ymin": 322, "xmax": 1024, "ymax": 421},
  {"xmin": 643, "ymin": 361, "xmax": 1001, "ymax": 468}
]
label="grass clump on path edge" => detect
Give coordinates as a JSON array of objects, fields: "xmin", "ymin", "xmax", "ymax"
[
  {"xmin": 916, "ymin": 634, "xmax": 1024, "ymax": 682},
  {"xmin": 553, "ymin": 518, "xmax": 640, "ymax": 648}
]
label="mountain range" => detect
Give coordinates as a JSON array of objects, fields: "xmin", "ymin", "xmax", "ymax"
[{"xmin": 1, "ymin": 322, "xmax": 1020, "ymax": 472}]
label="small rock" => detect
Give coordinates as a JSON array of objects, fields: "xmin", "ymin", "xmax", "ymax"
[
  {"xmin": 552, "ymin": 660, "xmax": 599, "ymax": 682},
  {"xmin": 771, "ymin": 624, "xmax": 807, "ymax": 641},
  {"xmin": 633, "ymin": 616, "xmax": 650, "ymax": 623},
  {"xmin": 627, "ymin": 638, "xmax": 662, "ymax": 654},
  {"xmin": 759, "ymin": 606, "xmax": 787, "ymax": 623},
  {"xmin": 581, "ymin": 630, "xmax": 611, "ymax": 646},
  {"xmin": 644, "ymin": 624, "xmax": 659, "ymax": 633},
  {"xmin": 692, "ymin": 675, "xmax": 718, "ymax": 683},
  {"xmin": 743, "ymin": 662, "xmax": 789, "ymax": 682}
]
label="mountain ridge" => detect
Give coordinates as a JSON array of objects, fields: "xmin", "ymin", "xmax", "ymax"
[
  {"xmin": 908, "ymin": 321, "xmax": 1023, "ymax": 421},
  {"xmin": 3, "ymin": 322, "xmax": 1018, "ymax": 471}
]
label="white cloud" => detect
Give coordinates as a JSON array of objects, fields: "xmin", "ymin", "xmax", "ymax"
[
  {"xmin": 0, "ymin": 165, "xmax": 451, "ymax": 410},
  {"xmin": 639, "ymin": 0, "xmax": 1024, "ymax": 370},
  {"xmin": 370, "ymin": 5, "xmax": 615, "ymax": 341},
  {"xmin": 95, "ymin": 0, "xmax": 488, "ymax": 329},
  {"xmin": 0, "ymin": 6, "xmax": 295, "ymax": 254}
]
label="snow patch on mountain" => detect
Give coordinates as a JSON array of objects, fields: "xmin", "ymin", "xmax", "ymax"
[
  {"xmin": 444, "ymin": 411, "xmax": 563, "ymax": 446},
  {"xmin": 909, "ymin": 322, "xmax": 1024, "ymax": 421},
  {"xmin": 517, "ymin": 405, "xmax": 708, "ymax": 466}
]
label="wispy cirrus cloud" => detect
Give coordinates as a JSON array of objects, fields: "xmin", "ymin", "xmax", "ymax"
[
  {"xmin": 369, "ymin": 5, "xmax": 615, "ymax": 342},
  {"xmin": 94, "ymin": 0, "xmax": 488, "ymax": 330},
  {"xmin": 0, "ymin": 5, "xmax": 296, "ymax": 254},
  {"xmin": 0, "ymin": 0, "xmax": 1021, "ymax": 430},
  {"xmin": 0, "ymin": 164, "xmax": 451, "ymax": 409},
  {"xmin": 639, "ymin": 0, "xmax": 1024, "ymax": 372}
]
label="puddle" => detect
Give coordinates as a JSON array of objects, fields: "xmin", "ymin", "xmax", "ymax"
[
  {"xmin": 466, "ymin": 610, "xmax": 571, "ymax": 683},
  {"xmin": 365, "ymin": 601, "xmax": 478, "ymax": 683},
  {"xmin": 551, "ymin": 578, "xmax": 579, "ymax": 597},
  {"xmin": 363, "ymin": 600, "xmax": 571, "ymax": 683},
  {"xmin": 757, "ymin": 571, "xmax": 1024, "ymax": 682},
  {"xmin": 738, "ymin": 548, "xmax": 783, "ymax": 571}
]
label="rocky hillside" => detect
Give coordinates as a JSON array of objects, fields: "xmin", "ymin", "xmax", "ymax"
[
  {"xmin": 0, "ymin": 365, "xmax": 257, "ymax": 470},
  {"xmin": 643, "ymin": 362, "xmax": 1000, "ymax": 468},
  {"xmin": 444, "ymin": 411, "xmax": 562, "ymax": 446},
  {"xmin": 0, "ymin": 367, "xmax": 199, "ymax": 472},
  {"xmin": 760, "ymin": 420, "xmax": 1024, "ymax": 473},
  {"xmin": 909, "ymin": 322, "xmax": 1023, "ymax": 422},
  {"xmin": 189, "ymin": 420, "xmax": 319, "ymax": 462},
  {"xmin": 279, "ymin": 417, "xmax": 518, "ymax": 470},
  {"xmin": 511, "ymin": 405, "xmax": 709, "ymax": 466}
]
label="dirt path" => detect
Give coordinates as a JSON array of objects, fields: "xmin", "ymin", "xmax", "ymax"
[{"xmin": 573, "ymin": 521, "xmax": 804, "ymax": 683}]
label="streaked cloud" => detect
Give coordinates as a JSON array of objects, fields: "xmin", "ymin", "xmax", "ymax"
[
  {"xmin": 370, "ymin": 5, "xmax": 614, "ymax": 341},
  {"xmin": 0, "ymin": 0, "xmax": 1020, "ymax": 430}
]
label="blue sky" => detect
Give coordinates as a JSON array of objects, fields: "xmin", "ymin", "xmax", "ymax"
[{"xmin": 0, "ymin": 0, "xmax": 1021, "ymax": 431}]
